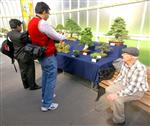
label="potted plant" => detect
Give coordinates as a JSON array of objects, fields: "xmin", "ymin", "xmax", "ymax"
[
  {"xmin": 64, "ymin": 19, "xmax": 81, "ymax": 40},
  {"xmin": 98, "ymin": 52, "xmax": 107, "ymax": 57},
  {"xmin": 96, "ymin": 42, "xmax": 112, "ymax": 53},
  {"xmin": 55, "ymin": 41, "xmax": 70, "ymax": 53},
  {"xmin": 90, "ymin": 53, "xmax": 99, "ymax": 62},
  {"xmin": 79, "ymin": 27, "xmax": 94, "ymax": 53},
  {"xmin": 73, "ymin": 50, "xmax": 80, "ymax": 57},
  {"xmin": 90, "ymin": 52, "xmax": 107, "ymax": 62},
  {"xmin": 106, "ymin": 17, "xmax": 128, "ymax": 46}
]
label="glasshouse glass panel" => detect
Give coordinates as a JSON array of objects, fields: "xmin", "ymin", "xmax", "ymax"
[
  {"xmin": 56, "ymin": 14, "xmax": 62, "ymax": 25},
  {"xmin": 80, "ymin": 11, "xmax": 86, "ymax": 28},
  {"xmin": 80, "ymin": 0, "xmax": 87, "ymax": 8},
  {"xmin": 88, "ymin": 10, "xmax": 97, "ymax": 32},
  {"xmin": 1, "ymin": 1, "xmax": 17, "ymax": 16},
  {"xmin": 105, "ymin": 2, "xmax": 144, "ymax": 34},
  {"xmin": 52, "ymin": 1, "xmax": 62, "ymax": 11},
  {"xmin": 89, "ymin": 0, "xmax": 98, "ymax": 7},
  {"xmin": 71, "ymin": 12, "xmax": 77, "ymax": 22},
  {"xmin": 124, "ymin": 3, "xmax": 144, "ymax": 34},
  {"xmin": 143, "ymin": 1, "xmax": 150, "ymax": 34},
  {"xmin": 49, "ymin": 15, "xmax": 57, "ymax": 27},
  {"xmin": 1, "ymin": 18, "xmax": 11, "ymax": 29},
  {"xmin": 71, "ymin": 0, "xmax": 78, "ymax": 9},
  {"xmin": 63, "ymin": 0, "xmax": 69, "ymax": 10},
  {"xmin": 64, "ymin": 13, "xmax": 70, "ymax": 23},
  {"xmin": 2, "ymin": 1, "xmax": 12, "ymax": 16},
  {"xmin": 99, "ymin": 9, "xmax": 110, "ymax": 33},
  {"xmin": 3, "ymin": 0, "xmax": 22, "ymax": 17}
]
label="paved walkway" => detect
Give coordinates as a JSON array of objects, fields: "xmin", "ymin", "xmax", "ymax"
[{"xmin": 0, "ymin": 54, "xmax": 150, "ymax": 126}]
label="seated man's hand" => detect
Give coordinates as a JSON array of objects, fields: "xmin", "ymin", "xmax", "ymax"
[{"xmin": 107, "ymin": 93, "xmax": 118, "ymax": 101}]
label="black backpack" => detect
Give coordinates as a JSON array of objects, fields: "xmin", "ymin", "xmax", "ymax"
[{"xmin": 0, "ymin": 38, "xmax": 17, "ymax": 72}]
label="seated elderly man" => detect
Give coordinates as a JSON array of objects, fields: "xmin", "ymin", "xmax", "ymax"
[{"xmin": 105, "ymin": 47, "xmax": 149, "ymax": 124}]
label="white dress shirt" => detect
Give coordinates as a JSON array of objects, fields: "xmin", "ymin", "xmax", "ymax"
[{"xmin": 38, "ymin": 19, "xmax": 66, "ymax": 41}]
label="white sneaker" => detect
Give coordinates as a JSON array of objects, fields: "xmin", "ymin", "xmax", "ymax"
[
  {"xmin": 41, "ymin": 94, "xmax": 56, "ymax": 103},
  {"xmin": 41, "ymin": 103, "xmax": 59, "ymax": 112}
]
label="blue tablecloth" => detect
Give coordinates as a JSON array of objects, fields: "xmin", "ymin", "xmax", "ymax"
[{"xmin": 56, "ymin": 40, "xmax": 125, "ymax": 85}]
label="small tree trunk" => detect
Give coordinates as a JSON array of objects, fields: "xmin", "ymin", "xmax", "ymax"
[{"xmin": 70, "ymin": 33, "xmax": 73, "ymax": 37}]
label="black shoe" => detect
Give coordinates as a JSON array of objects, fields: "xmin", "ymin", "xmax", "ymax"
[
  {"xmin": 34, "ymin": 84, "xmax": 41, "ymax": 88},
  {"xmin": 107, "ymin": 118, "xmax": 125, "ymax": 125},
  {"xmin": 30, "ymin": 85, "xmax": 41, "ymax": 90},
  {"xmin": 24, "ymin": 86, "xmax": 29, "ymax": 89},
  {"xmin": 114, "ymin": 121, "xmax": 125, "ymax": 125}
]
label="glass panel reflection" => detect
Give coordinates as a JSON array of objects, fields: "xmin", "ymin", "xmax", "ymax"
[
  {"xmin": 71, "ymin": 12, "xmax": 77, "ymax": 22},
  {"xmin": 63, "ymin": 0, "xmax": 69, "ymax": 10},
  {"xmin": 89, "ymin": 10, "xmax": 97, "ymax": 32},
  {"xmin": 80, "ymin": 0, "xmax": 87, "ymax": 8},
  {"xmin": 80, "ymin": 11, "xmax": 86, "ymax": 28}
]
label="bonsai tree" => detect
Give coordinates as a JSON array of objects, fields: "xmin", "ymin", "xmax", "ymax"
[
  {"xmin": 80, "ymin": 27, "xmax": 93, "ymax": 47},
  {"xmin": 55, "ymin": 41, "xmax": 70, "ymax": 53},
  {"xmin": 90, "ymin": 52, "xmax": 107, "ymax": 59},
  {"xmin": 107, "ymin": 17, "xmax": 128, "ymax": 42},
  {"xmin": 64, "ymin": 19, "xmax": 81, "ymax": 39},
  {"xmin": 73, "ymin": 50, "xmax": 80, "ymax": 57},
  {"xmin": 96, "ymin": 42, "xmax": 112, "ymax": 53},
  {"xmin": 90, "ymin": 53, "xmax": 100, "ymax": 59},
  {"xmin": 55, "ymin": 24, "xmax": 64, "ymax": 33}
]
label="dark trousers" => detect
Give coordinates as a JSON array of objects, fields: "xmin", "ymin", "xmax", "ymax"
[{"xmin": 17, "ymin": 53, "xmax": 36, "ymax": 89}]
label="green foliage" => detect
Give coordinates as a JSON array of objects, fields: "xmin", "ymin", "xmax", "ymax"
[
  {"xmin": 0, "ymin": 28, "xmax": 9, "ymax": 33},
  {"xmin": 55, "ymin": 41, "xmax": 70, "ymax": 53},
  {"xmin": 99, "ymin": 52, "xmax": 107, "ymax": 57},
  {"xmin": 73, "ymin": 50, "xmax": 80, "ymax": 56},
  {"xmin": 55, "ymin": 24, "xmax": 64, "ymax": 32},
  {"xmin": 80, "ymin": 27, "xmax": 93, "ymax": 47},
  {"xmin": 107, "ymin": 17, "xmax": 128, "ymax": 42},
  {"xmin": 90, "ymin": 52, "xmax": 100, "ymax": 59},
  {"xmin": 90, "ymin": 52, "xmax": 107, "ymax": 59},
  {"xmin": 96, "ymin": 42, "xmax": 112, "ymax": 53},
  {"xmin": 64, "ymin": 19, "xmax": 81, "ymax": 37}
]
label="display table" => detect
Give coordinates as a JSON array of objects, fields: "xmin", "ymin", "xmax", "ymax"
[{"xmin": 56, "ymin": 40, "xmax": 125, "ymax": 86}]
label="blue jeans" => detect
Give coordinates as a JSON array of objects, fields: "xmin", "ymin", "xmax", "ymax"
[{"xmin": 39, "ymin": 55, "xmax": 57, "ymax": 108}]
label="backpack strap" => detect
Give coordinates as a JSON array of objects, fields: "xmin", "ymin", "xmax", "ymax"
[
  {"xmin": 7, "ymin": 36, "xmax": 17, "ymax": 72},
  {"xmin": 13, "ymin": 62, "xmax": 17, "ymax": 72}
]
